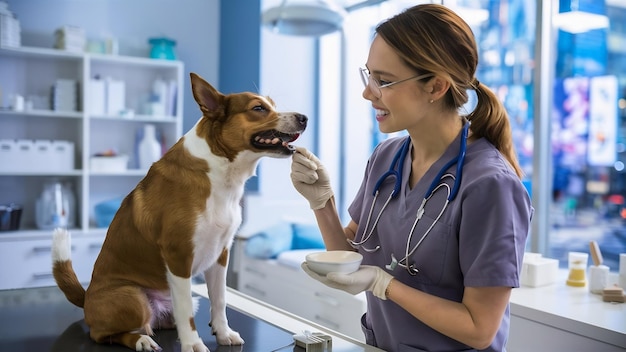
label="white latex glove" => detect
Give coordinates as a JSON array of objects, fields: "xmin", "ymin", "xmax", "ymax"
[
  {"xmin": 290, "ymin": 147, "xmax": 334, "ymax": 210},
  {"xmin": 301, "ymin": 263, "xmax": 394, "ymax": 300}
]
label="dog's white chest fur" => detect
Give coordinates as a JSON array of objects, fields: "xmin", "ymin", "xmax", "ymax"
[
  {"xmin": 184, "ymin": 132, "xmax": 250, "ymax": 275},
  {"xmin": 191, "ymin": 188, "xmax": 242, "ymax": 275}
]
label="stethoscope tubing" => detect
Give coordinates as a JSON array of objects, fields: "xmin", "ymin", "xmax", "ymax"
[
  {"xmin": 349, "ymin": 121, "xmax": 470, "ymax": 274},
  {"xmin": 372, "ymin": 136, "xmax": 411, "ymax": 198}
]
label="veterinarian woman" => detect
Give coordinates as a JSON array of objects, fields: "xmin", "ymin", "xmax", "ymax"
[{"xmin": 290, "ymin": 4, "xmax": 533, "ymax": 352}]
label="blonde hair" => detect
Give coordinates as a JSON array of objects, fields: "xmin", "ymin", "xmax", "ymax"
[{"xmin": 376, "ymin": 4, "xmax": 523, "ymax": 178}]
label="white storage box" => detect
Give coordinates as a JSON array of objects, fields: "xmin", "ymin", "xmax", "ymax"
[
  {"xmin": 89, "ymin": 78, "xmax": 106, "ymax": 115},
  {"xmin": 521, "ymin": 252, "xmax": 559, "ymax": 287},
  {"xmin": 31, "ymin": 140, "xmax": 52, "ymax": 168},
  {"xmin": 0, "ymin": 139, "xmax": 74, "ymax": 172},
  {"xmin": 0, "ymin": 139, "xmax": 19, "ymax": 170},
  {"xmin": 90, "ymin": 155, "xmax": 128, "ymax": 173},
  {"xmin": 51, "ymin": 140, "xmax": 75, "ymax": 170},
  {"xmin": 106, "ymin": 78, "xmax": 126, "ymax": 116}
]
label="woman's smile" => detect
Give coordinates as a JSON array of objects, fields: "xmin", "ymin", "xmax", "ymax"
[{"xmin": 375, "ymin": 108, "xmax": 389, "ymax": 122}]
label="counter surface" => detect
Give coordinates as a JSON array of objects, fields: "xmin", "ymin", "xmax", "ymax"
[
  {"xmin": 509, "ymin": 270, "xmax": 625, "ymax": 350},
  {"xmin": 0, "ymin": 285, "xmax": 382, "ymax": 351}
]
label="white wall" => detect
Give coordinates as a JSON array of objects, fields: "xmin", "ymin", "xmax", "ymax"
[{"xmin": 241, "ymin": 0, "xmax": 320, "ymax": 234}]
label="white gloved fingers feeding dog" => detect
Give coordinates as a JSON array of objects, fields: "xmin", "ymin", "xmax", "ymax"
[
  {"xmin": 301, "ymin": 263, "xmax": 394, "ymax": 300},
  {"xmin": 290, "ymin": 147, "xmax": 334, "ymax": 209}
]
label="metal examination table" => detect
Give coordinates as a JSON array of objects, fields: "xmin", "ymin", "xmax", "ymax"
[{"xmin": 0, "ymin": 286, "xmax": 295, "ymax": 352}]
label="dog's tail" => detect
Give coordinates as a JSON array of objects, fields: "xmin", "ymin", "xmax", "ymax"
[{"xmin": 51, "ymin": 228, "xmax": 85, "ymax": 308}]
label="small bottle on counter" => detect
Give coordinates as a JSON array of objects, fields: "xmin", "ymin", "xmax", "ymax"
[{"xmin": 566, "ymin": 252, "xmax": 588, "ymax": 287}]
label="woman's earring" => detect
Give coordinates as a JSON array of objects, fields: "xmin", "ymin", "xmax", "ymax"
[{"xmin": 429, "ymin": 99, "xmax": 434, "ymax": 103}]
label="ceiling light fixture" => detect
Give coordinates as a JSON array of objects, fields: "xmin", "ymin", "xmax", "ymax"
[
  {"xmin": 261, "ymin": 0, "xmax": 390, "ymax": 37},
  {"xmin": 261, "ymin": 0, "xmax": 348, "ymax": 37}
]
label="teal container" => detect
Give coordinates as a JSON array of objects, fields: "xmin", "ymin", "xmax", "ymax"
[{"xmin": 149, "ymin": 37, "xmax": 177, "ymax": 60}]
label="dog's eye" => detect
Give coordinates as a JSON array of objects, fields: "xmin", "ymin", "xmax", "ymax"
[{"xmin": 252, "ymin": 105, "xmax": 266, "ymax": 112}]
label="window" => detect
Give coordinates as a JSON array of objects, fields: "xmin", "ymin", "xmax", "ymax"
[
  {"xmin": 549, "ymin": 0, "xmax": 626, "ymax": 270},
  {"xmin": 319, "ymin": 0, "xmax": 625, "ymax": 271}
]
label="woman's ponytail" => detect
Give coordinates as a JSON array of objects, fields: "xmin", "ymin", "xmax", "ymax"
[{"xmin": 468, "ymin": 82, "xmax": 523, "ymax": 178}]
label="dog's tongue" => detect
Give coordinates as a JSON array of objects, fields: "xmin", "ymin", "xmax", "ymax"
[{"xmin": 284, "ymin": 133, "xmax": 300, "ymax": 151}]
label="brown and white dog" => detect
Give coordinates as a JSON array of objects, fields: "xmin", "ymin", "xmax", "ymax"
[{"xmin": 51, "ymin": 72, "xmax": 307, "ymax": 352}]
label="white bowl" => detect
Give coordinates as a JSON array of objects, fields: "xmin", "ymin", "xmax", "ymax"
[{"xmin": 305, "ymin": 250, "xmax": 363, "ymax": 276}]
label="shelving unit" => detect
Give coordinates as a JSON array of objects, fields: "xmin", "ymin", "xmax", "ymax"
[{"xmin": 0, "ymin": 45, "xmax": 184, "ymax": 289}]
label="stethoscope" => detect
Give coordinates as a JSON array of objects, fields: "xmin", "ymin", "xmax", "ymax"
[{"xmin": 349, "ymin": 121, "xmax": 470, "ymax": 275}]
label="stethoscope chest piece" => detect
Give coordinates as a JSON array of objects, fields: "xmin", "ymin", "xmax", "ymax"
[{"xmin": 385, "ymin": 253, "xmax": 419, "ymax": 273}]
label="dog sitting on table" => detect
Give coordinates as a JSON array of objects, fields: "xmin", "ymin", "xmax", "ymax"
[{"xmin": 51, "ymin": 72, "xmax": 307, "ymax": 352}]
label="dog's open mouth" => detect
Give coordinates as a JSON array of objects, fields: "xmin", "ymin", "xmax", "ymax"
[{"xmin": 252, "ymin": 130, "xmax": 301, "ymax": 152}]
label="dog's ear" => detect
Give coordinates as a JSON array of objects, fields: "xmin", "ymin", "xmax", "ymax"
[{"xmin": 190, "ymin": 72, "xmax": 224, "ymax": 114}]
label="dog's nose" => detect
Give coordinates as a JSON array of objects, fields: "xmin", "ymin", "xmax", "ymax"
[{"xmin": 296, "ymin": 113, "xmax": 308, "ymax": 128}]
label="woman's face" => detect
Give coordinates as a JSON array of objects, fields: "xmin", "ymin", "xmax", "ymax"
[{"xmin": 362, "ymin": 36, "xmax": 431, "ymax": 134}]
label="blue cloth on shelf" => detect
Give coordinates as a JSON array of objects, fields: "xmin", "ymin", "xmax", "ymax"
[
  {"xmin": 291, "ymin": 223, "xmax": 325, "ymax": 249},
  {"xmin": 94, "ymin": 197, "xmax": 123, "ymax": 228},
  {"xmin": 244, "ymin": 222, "xmax": 326, "ymax": 259}
]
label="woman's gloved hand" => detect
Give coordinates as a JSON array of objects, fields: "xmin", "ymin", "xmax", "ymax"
[
  {"xmin": 301, "ymin": 262, "xmax": 394, "ymax": 300},
  {"xmin": 291, "ymin": 147, "xmax": 334, "ymax": 210}
]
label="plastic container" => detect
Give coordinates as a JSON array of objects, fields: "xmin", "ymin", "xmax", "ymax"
[
  {"xmin": 94, "ymin": 197, "xmax": 123, "ymax": 228},
  {"xmin": 137, "ymin": 124, "xmax": 161, "ymax": 169},
  {"xmin": 566, "ymin": 252, "xmax": 588, "ymax": 287},
  {"xmin": 0, "ymin": 139, "xmax": 74, "ymax": 172},
  {"xmin": 588, "ymin": 265, "xmax": 609, "ymax": 294},
  {"xmin": 35, "ymin": 181, "xmax": 76, "ymax": 230},
  {"xmin": 148, "ymin": 37, "xmax": 176, "ymax": 60},
  {"xmin": 0, "ymin": 203, "xmax": 22, "ymax": 231},
  {"xmin": 520, "ymin": 253, "xmax": 559, "ymax": 287},
  {"xmin": 90, "ymin": 155, "xmax": 128, "ymax": 172}
]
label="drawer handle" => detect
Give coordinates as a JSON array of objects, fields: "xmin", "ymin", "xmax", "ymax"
[
  {"xmin": 32, "ymin": 272, "xmax": 55, "ymax": 280},
  {"xmin": 314, "ymin": 315, "xmax": 340, "ymax": 330},
  {"xmin": 32, "ymin": 245, "xmax": 76, "ymax": 253},
  {"xmin": 243, "ymin": 267, "xmax": 267, "ymax": 278},
  {"xmin": 243, "ymin": 284, "xmax": 266, "ymax": 297},
  {"xmin": 314, "ymin": 292, "xmax": 340, "ymax": 307},
  {"xmin": 32, "ymin": 246, "xmax": 53, "ymax": 253}
]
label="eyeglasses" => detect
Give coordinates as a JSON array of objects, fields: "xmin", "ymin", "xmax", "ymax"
[{"xmin": 359, "ymin": 67, "xmax": 433, "ymax": 98}]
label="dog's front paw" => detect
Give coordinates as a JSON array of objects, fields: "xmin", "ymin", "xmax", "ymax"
[
  {"xmin": 181, "ymin": 341, "xmax": 210, "ymax": 352},
  {"xmin": 214, "ymin": 328, "xmax": 244, "ymax": 346},
  {"xmin": 136, "ymin": 335, "xmax": 161, "ymax": 351}
]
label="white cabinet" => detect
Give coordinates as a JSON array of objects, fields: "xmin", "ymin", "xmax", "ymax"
[
  {"xmin": 0, "ymin": 46, "xmax": 184, "ymax": 289},
  {"xmin": 0, "ymin": 46, "xmax": 184, "ymax": 233},
  {"xmin": 0, "ymin": 233, "xmax": 104, "ymax": 290},
  {"xmin": 237, "ymin": 255, "xmax": 367, "ymax": 342},
  {"xmin": 507, "ymin": 271, "xmax": 626, "ymax": 351}
]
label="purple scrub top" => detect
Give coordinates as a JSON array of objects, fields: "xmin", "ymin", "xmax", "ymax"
[{"xmin": 348, "ymin": 133, "xmax": 533, "ymax": 352}]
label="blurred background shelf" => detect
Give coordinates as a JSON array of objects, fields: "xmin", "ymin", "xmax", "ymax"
[{"xmin": 0, "ymin": 46, "xmax": 183, "ymax": 234}]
